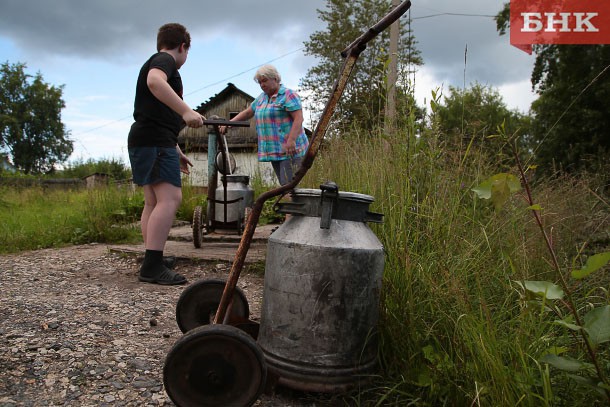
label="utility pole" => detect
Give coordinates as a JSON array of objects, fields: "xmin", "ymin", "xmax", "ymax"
[{"xmin": 384, "ymin": 0, "xmax": 399, "ymax": 135}]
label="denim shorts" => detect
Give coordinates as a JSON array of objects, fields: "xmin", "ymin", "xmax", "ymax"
[{"xmin": 128, "ymin": 147, "xmax": 181, "ymax": 188}]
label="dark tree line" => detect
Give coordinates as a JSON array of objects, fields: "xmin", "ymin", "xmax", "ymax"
[{"xmin": 496, "ymin": 3, "xmax": 610, "ymax": 175}]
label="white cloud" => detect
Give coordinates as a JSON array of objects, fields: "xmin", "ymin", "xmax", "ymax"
[
  {"xmin": 413, "ymin": 66, "xmax": 447, "ymax": 110},
  {"xmin": 498, "ymin": 80, "xmax": 536, "ymax": 113}
]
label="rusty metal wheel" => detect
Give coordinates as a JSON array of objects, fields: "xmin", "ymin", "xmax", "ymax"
[
  {"xmin": 164, "ymin": 324, "xmax": 266, "ymax": 407},
  {"xmin": 192, "ymin": 205, "xmax": 206, "ymax": 248},
  {"xmin": 176, "ymin": 279, "xmax": 249, "ymax": 333}
]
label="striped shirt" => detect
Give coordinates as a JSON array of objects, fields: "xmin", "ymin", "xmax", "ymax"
[{"xmin": 251, "ymin": 85, "xmax": 309, "ymax": 162}]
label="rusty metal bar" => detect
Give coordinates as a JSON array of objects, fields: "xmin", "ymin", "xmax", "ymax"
[
  {"xmin": 340, "ymin": 0, "xmax": 412, "ymax": 58},
  {"xmin": 213, "ymin": 0, "xmax": 412, "ymax": 324},
  {"xmin": 203, "ymin": 119, "xmax": 250, "ymax": 128}
]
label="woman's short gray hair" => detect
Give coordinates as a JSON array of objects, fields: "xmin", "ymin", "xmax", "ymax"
[{"xmin": 254, "ymin": 64, "xmax": 281, "ymax": 83}]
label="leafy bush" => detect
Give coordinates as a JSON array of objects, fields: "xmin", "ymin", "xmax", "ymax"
[{"xmin": 58, "ymin": 157, "xmax": 132, "ymax": 180}]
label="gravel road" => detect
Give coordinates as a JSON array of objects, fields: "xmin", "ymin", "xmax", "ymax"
[{"xmin": 0, "ymin": 244, "xmax": 330, "ymax": 406}]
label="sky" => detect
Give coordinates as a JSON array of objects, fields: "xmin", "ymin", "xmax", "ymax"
[{"xmin": 0, "ymin": 0, "xmax": 536, "ymax": 165}]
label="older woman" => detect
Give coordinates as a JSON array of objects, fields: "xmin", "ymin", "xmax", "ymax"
[{"xmin": 223, "ymin": 64, "xmax": 309, "ymax": 185}]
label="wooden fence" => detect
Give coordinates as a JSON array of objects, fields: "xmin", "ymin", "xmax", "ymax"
[{"xmin": 0, "ymin": 177, "xmax": 135, "ymax": 191}]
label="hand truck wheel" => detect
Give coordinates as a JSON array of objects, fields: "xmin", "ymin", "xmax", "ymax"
[
  {"xmin": 164, "ymin": 324, "xmax": 266, "ymax": 407},
  {"xmin": 192, "ymin": 205, "xmax": 206, "ymax": 248},
  {"xmin": 176, "ymin": 279, "xmax": 250, "ymax": 333}
]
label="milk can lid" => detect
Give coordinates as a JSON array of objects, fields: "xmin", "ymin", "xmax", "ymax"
[
  {"xmin": 291, "ymin": 188, "xmax": 375, "ymax": 204},
  {"xmin": 277, "ymin": 186, "xmax": 382, "ymax": 224}
]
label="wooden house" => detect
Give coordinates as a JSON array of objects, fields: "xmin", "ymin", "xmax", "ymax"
[{"xmin": 178, "ymin": 83, "xmax": 276, "ymax": 188}]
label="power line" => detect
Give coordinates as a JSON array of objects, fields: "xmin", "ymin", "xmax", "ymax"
[
  {"xmin": 413, "ymin": 12, "xmax": 496, "ymax": 20},
  {"xmin": 73, "ymin": 47, "xmax": 305, "ymax": 137},
  {"xmin": 74, "ymin": 115, "xmax": 132, "ymax": 136},
  {"xmin": 185, "ymin": 47, "xmax": 304, "ymax": 97}
]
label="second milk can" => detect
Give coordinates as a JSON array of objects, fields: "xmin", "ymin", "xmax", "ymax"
[
  {"xmin": 214, "ymin": 174, "xmax": 254, "ymax": 224},
  {"xmin": 257, "ymin": 182, "xmax": 384, "ymax": 392}
]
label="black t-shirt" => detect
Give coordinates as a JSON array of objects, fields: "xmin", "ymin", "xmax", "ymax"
[{"xmin": 127, "ymin": 52, "xmax": 183, "ymax": 148}]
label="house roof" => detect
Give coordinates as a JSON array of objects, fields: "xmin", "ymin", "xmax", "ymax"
[
  {"xmin": 180, "ymin": 83, "xmax": 258, "ymax": 151},
  {"xmin": 195, "ymin": 82, "xmax": 254, "ymax": 113}
]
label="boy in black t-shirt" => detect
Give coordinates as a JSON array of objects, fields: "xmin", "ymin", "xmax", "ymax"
[{"xmin": 128, "ymin": 23, "xmax": 204, "ymax": 285}]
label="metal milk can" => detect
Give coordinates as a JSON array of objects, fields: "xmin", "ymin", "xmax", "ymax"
[
  {"xmin": 258, "ymin": 182, "xmax": 384, "ymax": 392},
  {"xmin": 214, "ymin": 174, "xmax": 254, "ymax": 224}
]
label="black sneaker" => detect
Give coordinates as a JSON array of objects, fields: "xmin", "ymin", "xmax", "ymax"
[{"xmin": 139, "ymin": 265, "xmax": 187, "ymax": 286}]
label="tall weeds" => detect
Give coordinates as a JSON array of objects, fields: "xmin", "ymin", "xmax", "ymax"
[{"xmin": 301, "ymin": 120, "xmax": 608, "ymax": 404}]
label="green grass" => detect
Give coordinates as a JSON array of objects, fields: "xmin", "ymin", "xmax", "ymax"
[
  {"xmin": 176, "ymin": 182, "xmax": 207, "ymax": 223},
  {"xmin": 0, "ymin": 173, "xmax": 282, "ymax": 255},
  {"xmin": 0, "ymin": 186, "xmax": 141, "ymax": 253}
]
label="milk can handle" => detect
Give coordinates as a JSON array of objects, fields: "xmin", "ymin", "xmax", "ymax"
[
  {"xmin": 319, "ymin": 181, "xmax": 339, "ymax": 229},
  {"xmin": 364, "ymin": 211, "xmax": 384, "ymax": 224}
]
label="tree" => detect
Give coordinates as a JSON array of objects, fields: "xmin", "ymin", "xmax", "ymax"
[
  {"xmin": 301, "ymin": 0, "xmax": 422, "ymax": 133},
  {"xmin": 435, "ymin": 83, "xmax": 531, "ymax": 168},
  {"xmin": 0, "ymin": 61, "xmax": 73, "ymax": 174},
  {"xmin": 529, "ymin": 45, "xmax": 610, "ymax": 174},
  {"xmin": 434, "ymin": 83, "xmax": 531, "ymax": 166},
  {"xmin": 495, "ymin": 4, "xmax": 610, "ymax": 175}
]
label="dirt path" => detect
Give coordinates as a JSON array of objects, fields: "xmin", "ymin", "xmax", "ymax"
[{"xmin": 0, "ymin": 234, "xmax": 333, "ymax": 406}]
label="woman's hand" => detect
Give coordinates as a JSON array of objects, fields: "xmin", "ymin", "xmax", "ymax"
[
  {"xmin": 283, "ymin": 137, "xmax": 297, "ymax": 156},
  {"xmin": 284, "ymin": 109, "xmax": 303, "ymax": 156}
]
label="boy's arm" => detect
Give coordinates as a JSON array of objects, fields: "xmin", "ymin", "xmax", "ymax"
[
  {"xmin": 231, "ymin": 106, "xmax": 255, "ymax": 122},
  {"xmin": 147, "ymin": 68, "xmax": 203, "ymax": 128}
]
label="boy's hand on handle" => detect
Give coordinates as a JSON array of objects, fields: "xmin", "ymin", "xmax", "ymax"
[{"xmin": 183, "ymin": 110, "xmax": 204, "ymax": 128}]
